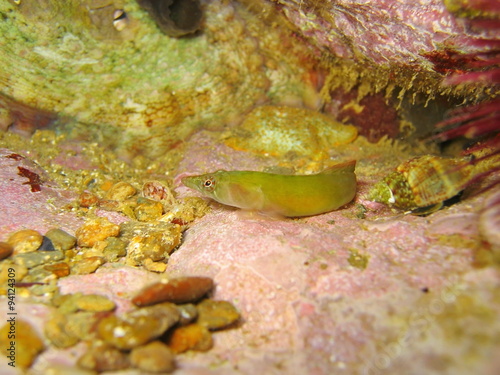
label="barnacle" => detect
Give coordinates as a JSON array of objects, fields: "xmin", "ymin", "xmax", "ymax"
[{"xmin": 137, "ymin": 0, "xmax": 203, "ymax": 37}]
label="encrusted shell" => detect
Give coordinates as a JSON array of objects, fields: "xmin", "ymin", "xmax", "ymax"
[{"xmin": 369, "ymin": 155, "xmax": 474, "ymax": 212}]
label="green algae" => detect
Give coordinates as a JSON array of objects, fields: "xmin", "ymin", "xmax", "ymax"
[{"xmin": 347, "ymin": 248, "xmax": 370, "ymax": 270}]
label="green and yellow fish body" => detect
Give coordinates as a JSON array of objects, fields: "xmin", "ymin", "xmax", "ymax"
[{"xmin": 182, "ymin": 160, "xmax": 357, "ymax": 217}]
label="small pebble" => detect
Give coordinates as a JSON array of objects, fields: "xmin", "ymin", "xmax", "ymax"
[
  {"xmin": 8, "ymin": 229, "xmax": 43, "ymax": 254},
  {"xmin": 106, "ymin": 181, "xmax": 137, "ymax": 201},
  {"xmin": 23, "ymin": 266, "xmax": 56, "ymax": 284},
  {"xmin": 177, "ymin": 304, "xmax": 198, "ymax": 325},
  {"xmin": 143, "ymin": 258, "xmax": 167, "ymax": 273},
  {"xmin": 45, "ymin": 228, "xmax": 77, "ymax": 251},
  {"xmin": 122, "ymin": 221, "xmax": 181, "ymax": 266},
  {"xmin": 44, "ymin": 262, "xmax": 71, "ymax": 278},
  {"xmin": 30, "ymin": 281, "xmax": 59, "ymax": 296},
  {"xmin": 65, "ymin": 311, "xmax": 101, "ymax": 341},
  {"xmin": 132, "ymin": 276, "xmax": 214, "ymax": 306},
  {"xmin": 38, "ymin": 236, "xmax": 56, "ymax": 251},
  {"xmin": 134, "ymin": 198, "xmax": 164, "ymax": 221},
  {"xmin": 78, "ymin": 341, "xmax": 130, "ymax": 372},
  {"xmin": 130, "ymin": 341, "xmax": 175, "ymax": 373},
  {"xmin": 13, "ymin": 250, "xmax": 65, "ymax": 269},
  {"xmin": 167, "ymin": 323, "xmax": 213, "ymax": 353},
  {"xmin": 44, "ymin": 312, "xmax": 80, "ymax": 348},
  {"xmin": 76, "ymin": 218, "xmax": 120, "ymax": 247},
  {"xmin": 0, "ymin": 319, "xmax": 44, "ymax": 368},
  {"xmin": 0, "ymin": 242, "xmax": 13, "ymax": 260},
  {"xmin": 98, "ymin": 302, "xmax": 180, "ymax": 350},
  {"xmin": 78, "ymin": 191, "xmax": 100, "ymax": 208},
  {"xmin": 196, "ymin": 299, "xmax": 240, "ymax": 330},
  {"xmin": 74, "ymin": 294, "xmax": 116, "ymax": 312},
  {"xmin": 102, "ymin": 237, "xmax": 127, "ymax": 262},
  {"xmin": 71, "ymin": 256, "xmax": 106, "ymax": 275}
]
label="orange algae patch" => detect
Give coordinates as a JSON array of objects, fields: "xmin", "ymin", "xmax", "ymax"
[{"xmin": 224, "ymin": 105, "xmax": 357, "ymax": 160}]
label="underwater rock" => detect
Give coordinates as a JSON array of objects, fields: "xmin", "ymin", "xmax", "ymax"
[
  {"xmin": 223, "ymin": 105, "xmax": 357, "ymax": 160},
  {"xmin": 0, "ymin": 0, "xmax": 318, "ymax": 156},
  {"xmin": 137, "ymin": 0, "xmax": 203, "ymax": 37}
]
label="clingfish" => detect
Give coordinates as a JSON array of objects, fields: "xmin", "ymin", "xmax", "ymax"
[{"xmin": 182, "ymin": 160, "xmax": 357, "ymax": 217}]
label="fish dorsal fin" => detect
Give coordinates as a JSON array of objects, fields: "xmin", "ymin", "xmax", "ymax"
[{"xmin": 322, "ymin": 160, "xmax": 356, "ymax": 174}]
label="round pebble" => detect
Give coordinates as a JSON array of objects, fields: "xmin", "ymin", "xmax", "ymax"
[
  {"xmin": 75, "ymin": 218, "xmax": 120, "ymax": 247},
  {"xmin": 130, "ymin": 341, "xmax": 175, "ymax": 373},
  {"xmin": 177, "ymin": 304, "xmax": 198, "ymax": 325},
  {"xmin": 44, "ymin": 312, "xmax": 80, "ymax": 348},
  {"xmin": 0, "ymin": 319, "xmax": 44, "ymax": 368},
  {"xmin": 167, "ymin": 323, "xmax": 213, "ymax": 353},
  {"xmin": 102, "ymin": 237, "xmax": 127, "ymax": 262},
  {"xmin": 78, "ymin": 191, "xmax": 100, "ymax": 208},
  {"xmin": 78, "ymin": 341, "xmax": 130, "ymax": 372},
  {"xmin": 132, "ymin": 276, "xmax": 214, "ymax": 306},
  {"xmin": 8, "ymin": 229, "xmax": 43, "ymax": 254},
  {"xmin": 106, "ymin": 181, "xmax": 137, "ymax": 201},
  {"xmin": 45, "ymin": 228, "xmax": 77, "ymax": 251},
  {"xmin": 122, "ymin": 221, "xmax": 181, "ymax": 266},
  {"xmin": 196, "ymin": 299, "xmax": 240, "ymax": 330},
  {"xmin": 13, "ymin": 250, "xmax": 65, "ymax": 269},
  {"xmin": 74, "ymin": 294, "xmax": 116, "ymax": 312},
  {"xmin": 71, "ymin": 256, "xmax": 106, "ymax": 275},
  {"xmin": 134, "ymin": 198, "xmax": 164, "ymax": 221},
  {"xmin": 0, "ymin": 242, "xmax": 13, "ymax": 260},
  {"xmin": 98, "ymin": 303, "xmax": 180, "ymax": 350},
  {"xmin": 143, "ymin": 181, "xmax": 175, "ymax": 203},
  {"xmin": 44, "ymin": 262, "xmax": 71, "ymax": 278}
]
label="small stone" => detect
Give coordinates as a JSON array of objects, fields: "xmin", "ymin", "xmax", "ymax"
[
  {"xmin": 74, "ymin": 294, "xmax": 116, "ymax": 312},
  {"xmin": 130, "ymin": 341, "xmax": 175, "ymax": 373},
  {"xmin": 102, "ymin": 237, "xmax": 127, "ymax": 262},
  {"xmin": 0, "ymin": 319, "xmax": 44, "ymax": 368},
  {"xmin": 44, "ymin": 262, "xmax": 71, "ymax": 278},
  {"xmin": 177, "ymin": 304, "xmax": 198, "ymax": 325},
  {"xmin": 106, "ymin": 181, "xmax": 137, "ymax": 201},
  {"xmin": 134, "ymin": 198, "xmax": 164, "ymax": 221},
  {"xmin": 45, "ymin": 228, "xmax": 77, "ymax": 251},
  {"xmin": 196, "ymin": 299, "xmax": 240, "ymax": 330},
  {"xmin": 30, "ymin": 280, "xmax": 58, "ymax": 296},
  {"xmin": 57, "ymin": 293, "xmax": 82, "ymax": 314},
  {"xmin": 166, "ymin": 323, "xmax": 213, "ymax": 353},
  {"xmin": 122, "ymin": 221, "xmax": 181, "ymax": 266},
  {"xmin": 0, "ymin": 242, "xmax": 13, "ymax": 260},
  {"xmin": 78, "ymin": 191, "xmax": 100, "ymax": 208},
  {"xmin": 132, "ymin": 277, "xmax": 214, "ymax": 306},
  {"xmin": 71, "ymin": 256, "xmax": 106, "ymax": 275},
  {"xmin": 24, "ymin": 266, "xmax": 57, "ymax": 284},
  {"xmin": 78, "ymin": 341, "xmax": 130, "ymax": 372},
  {"xmin": 76, "ymin": 217, "xmax": 120, "ymax": 247},
  {"xmin": 143, "ymin": 258, "xmax": 167, "ymax": 273},
  {"xmin": 13, "ymin": 250, "xmax": 65, "ymax": 268},
  {"xmin": 65, "ymin": 311, "xmax": 101, "ymax": 341},
  {"xmin": 98, "ymin": 303, "xmax": 180, "ymax": 350},
  {"xmin": 44, "ymin": 312, "xmax": 80, "ymax": 348},
  {"xmin": 38, "ymin": 236, "xmax": 56, "ymax": 251},
  {"xmin": 7, "ymin": 229, "xmax": 43, "ymax": 254}
]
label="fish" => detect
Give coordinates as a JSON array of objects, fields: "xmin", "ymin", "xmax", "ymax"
[{"xmin": 181, "ymin": 160, "xmax": 357, "ymax": 217}]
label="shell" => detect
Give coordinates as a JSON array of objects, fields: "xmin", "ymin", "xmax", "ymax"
[{"xmin": 369, "ymin": 155, "xmax": 474, "ymax": 213}]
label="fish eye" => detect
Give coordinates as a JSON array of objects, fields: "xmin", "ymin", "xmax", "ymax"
[{"xmin": 203, "ymin": 178, "xmax": 215, "ymax": 191}]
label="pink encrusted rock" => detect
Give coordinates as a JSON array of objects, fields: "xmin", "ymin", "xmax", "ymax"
[
  {"xmin": 167, "ymin": 131, "xmax": 500, "ymax": 374},
  {"xmin": 280, "ymin": 0, "xmax": 498, "ymax": 68},
  {"xmin": 0, "ymin": 148, "xmax": 83, "ymax": 239}
]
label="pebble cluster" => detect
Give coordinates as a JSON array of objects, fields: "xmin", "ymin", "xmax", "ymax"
[{"xmin": 0, "ymin": 179, "xmax": 241, "ymax": 372}]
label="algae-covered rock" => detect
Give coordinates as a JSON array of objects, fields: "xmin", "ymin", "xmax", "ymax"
[
  {"xmin": 0, "ymin": 0, "xmax": 317, "ymax": 157},
  {"xmin": 223, "ymin": 105, "xmax": 357, "ymax": 160}
]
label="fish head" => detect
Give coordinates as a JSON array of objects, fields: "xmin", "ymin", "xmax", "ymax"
[{"xmin": 182, "ymin": 171, "xmax": 224, "ymax": 199}]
